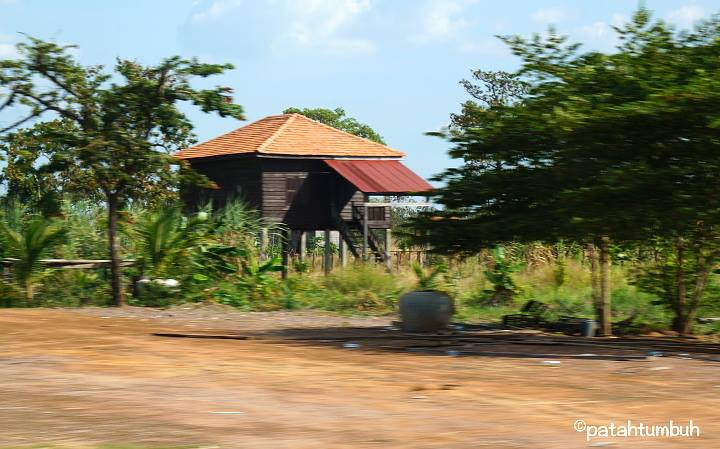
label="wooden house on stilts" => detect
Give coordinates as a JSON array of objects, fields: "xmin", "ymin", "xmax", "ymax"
[{"xmin": 176, "ymin": 113, "xmax": 433, "ymax": 273}]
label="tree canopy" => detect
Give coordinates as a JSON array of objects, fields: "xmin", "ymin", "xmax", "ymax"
[
  {"xmin": 283, "ymin": 107, "xmax": 385, "ymax": 144},
  {"xmin": 418, "ymin": 10, "xmax": 720, "ymax": 249},
  {"xmin": 0, "ymin": 37, "xmax": 245, "ymax": 305},
  {"xmin": 414, "ymin": 9, "xmax": 720, "ymax": 333}
]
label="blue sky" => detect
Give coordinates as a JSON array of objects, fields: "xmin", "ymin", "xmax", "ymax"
[{"xmin": 1, "ymin": 0, "xmax": 717, "ymax": 180}]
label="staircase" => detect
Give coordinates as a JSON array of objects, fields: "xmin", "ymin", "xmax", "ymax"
[{"xmin": 331, "ymin": 205, "xmax": 387, "ymax": 262}]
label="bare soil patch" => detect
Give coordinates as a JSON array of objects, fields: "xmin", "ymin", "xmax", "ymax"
[{"xmin": 1, "ymin": 307, "xmax": 718, "ymax": 448}]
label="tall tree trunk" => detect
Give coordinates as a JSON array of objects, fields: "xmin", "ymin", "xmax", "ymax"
[
  {"xmin": 672, "ymin": 237, "xmax": 687, "ymax": 333},
  {"xmin": 587, "ymin": 243, "xmax": 600, "ymax": 322},
  {"xmin": 598, "ymin": 236, "xmax": 612, "ymax": 336},
  {"xmin": 25, "ymin": 279, "xmax": 34, "ymax": 305},
  {"xmin": 107, "ymin": 195, "xmax": 125, "ymax": 306},
  {"xmin": 675, "ymin": 250, "xmax": 713, "ymax": 335}
]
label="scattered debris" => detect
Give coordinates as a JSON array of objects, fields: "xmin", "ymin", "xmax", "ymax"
[
  {"xmin": 153, "ymin": 332, "xmax": 249, "ymax": 340},
  {"xmin": 542, "ymin": 360, "xmax": 562, "ymax": 366}
]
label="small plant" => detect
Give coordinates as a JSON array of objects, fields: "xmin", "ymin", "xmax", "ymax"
[
  {"xmin": 236, "ymin": 256, "xmax": 284, "ymax": 303},
  {"xmin": 483, "ymin": 246, "xmax": 522, "ymax": 306},
  {"xmin": 411, "ymin": 261, "xmax": 448, "ymax": 291},
  {"xmin": 292, "ymin": 259, "xmax": 311, "ymax": 274}
]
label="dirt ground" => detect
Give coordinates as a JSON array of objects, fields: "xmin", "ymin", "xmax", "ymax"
[{"xmin": 1, "ymin": 306, "xmax": 718, "ymax": 448}]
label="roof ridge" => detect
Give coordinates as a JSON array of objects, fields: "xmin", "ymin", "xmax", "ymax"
[
  {"xmin": 289, "ymin": 113, "xmax": 404, "ymax": 156},
  {"xmin": 256, "ymin": 114, "xmax": 296, "ymax": 154}
]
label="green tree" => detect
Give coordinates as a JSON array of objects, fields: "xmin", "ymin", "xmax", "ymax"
[
  {"xmin": 0, "ymin": 37, "xmax": 244, "ymax": 305},
  {"xmin": 283, "ymin": 107, "xmax": 385, "ymax": 144},
  {"xmin": 0, "ymin": 121, "xmax": 98, "ymax": 215},
  {"xmin": 450, "ymin": 70, "xmax": 527, "ymax": 131},
  {"xmin": 415, "ymin": 9, "xmax": 720, "ymax": 334}
]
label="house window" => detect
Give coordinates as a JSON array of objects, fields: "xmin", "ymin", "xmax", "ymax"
[
  {"xmin": 285, "ymin": 176, "xmax": 304, "ymax": 205},
  {"xmin": 368, "ymin": 206, "xmax": 385, "ymax": 221}
]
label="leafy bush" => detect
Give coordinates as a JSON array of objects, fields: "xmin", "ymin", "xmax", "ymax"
[{"xmin": 286, "ymin": 265, "xmax": 404, "ymax": 312}]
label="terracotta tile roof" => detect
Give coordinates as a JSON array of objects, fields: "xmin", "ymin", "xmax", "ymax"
[{"xmin": 175, "ymin": 113, "xmax": 405, "ymax": 159}]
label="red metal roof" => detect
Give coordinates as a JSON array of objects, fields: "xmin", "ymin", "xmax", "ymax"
[{"xmin": 324, "ymin": 159, "xmax": 433, "ymax": 194}]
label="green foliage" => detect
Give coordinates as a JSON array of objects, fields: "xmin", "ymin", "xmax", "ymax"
[
  {"xmin": 411, "ymin": 261, "xmax": 448, "ymax": 291},
  {"xmin": 455, "ymin": 256, "xmax": 672, "ymax": 329},
  {"xmin": 450, "ymin": 69, "xmax": 527, "ymax": 131},
  {"xmin": 414, "ymin": 8, "xmax": 720, "ymax": 333},
  {"xmin": 419, "ymin": 9, "xmax": 720, "ymax": 250},
  {"xmin": 132, "ymin": 207, "xmax": 211, "ymax": 278},
  {"xmin": 287, "ymin": 265, "xmax": 404, "ymax": 312},
  {"xmin": 1, "ymin": 36, "xmax": 244, "ymax": 305},
  {"xmin": 0, "ymin": 216, "xmax": 67, "ymax": 302},
  {"xmin": 482, "ymin": 246, "xmax": 522, "ymax": 305},
  {"xmin": 60, "ymin": 200, "xmax": 107, "ymax": 259},
  {"xmin": 234, "ymin": 256, "xmax": 284, "ymax": 304},
  {"xmin": 632, "ymin": 234, "xmax": 720, "ymax": 333},
  {"xmin": 283, "ymin": 107, "xmax": 386, "ymax": 144}
]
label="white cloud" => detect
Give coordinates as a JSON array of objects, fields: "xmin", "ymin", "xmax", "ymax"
[
  {"xmin": 665, "ymin": 4, "xmax": 706, "ymax": 29},
  {"xmin": 283, "ymin": 0, "xmax": 374, "ymax": 53},
  {"xmin": 189, "ymin": 0, "xmax": 242, "ymax": 23},
  {"xmin": 186, "ymin": 0, "xmax": 374, "ymax": 55},
  {"xmin": 459, "ymin": 38, "xmax": 507, "ymax": 56},
  {"xmin": 576, "ymin": 13, "xmax": 626, "ymax": 48},
  {"xmin": 532, "ymin": 7, "xmax": 569, "ymax": 25},
  {"xmin": 0, "ymin": 43, "xmax": 17, "ymax": 58},
  {"xmin": 578, "ymin": 21, "xmax": 611, "ymax": 40},
  {"xmin": 412, "ymin": 0, "xmax": 477, "ymax": 42},
  {"xmin": 0, "ymin": 35, "xmax": 19, "ymax": 59}
]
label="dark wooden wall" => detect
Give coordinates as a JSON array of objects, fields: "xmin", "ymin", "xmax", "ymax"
[
  {"xmin": 184, "ymin": 155, "xmax": 390, "ymax": 230},
  {"xmin": 181, "ymin": 155, "xmax": 262, "ymax": 210}
]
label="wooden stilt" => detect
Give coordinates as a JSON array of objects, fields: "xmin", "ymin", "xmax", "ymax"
[
  {"xmin": 324, "ymin": 229, "xmax": 333, "ymax": 275},
  {"xmin": 384, "ymin": 228, "xmax": 392, "ymax": 270},
  {"xmin": 260, "ymin": 228, "xmax": 269, "ymax": 261},
  {"xmin": 281, "ymin": 229, "xmax": 290, "ymax": 280},
  {"xmin": 339, "ymin": 236, "xmax": 347, "ymax": 268},
  {"xmin": 362, "ymin": 204, "xmax": 368, "ymax": 261},
  {"xmin": 299, "ymin": 231, "xmax": 307, "ymax": 263}
]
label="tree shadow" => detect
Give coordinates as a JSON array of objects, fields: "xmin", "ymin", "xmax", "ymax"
[{"xmin": 155, "ymin": 324, "xmax": 720, "ymax": 362}]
